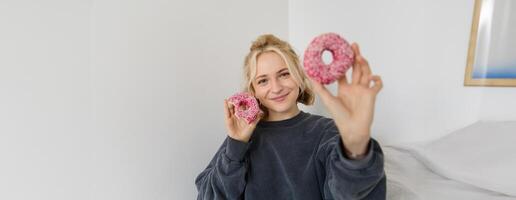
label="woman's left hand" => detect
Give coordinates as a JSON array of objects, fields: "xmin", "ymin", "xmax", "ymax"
[{"xmin": 310, "ymin": 43, "xmax": 383, "ymax": 159}]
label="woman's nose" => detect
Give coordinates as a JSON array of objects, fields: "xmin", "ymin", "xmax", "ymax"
[{"xmin": 270, "ymin": 78, "xmax": 283, "ymax": 94}]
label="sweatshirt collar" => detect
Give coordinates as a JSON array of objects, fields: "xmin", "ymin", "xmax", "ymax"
[{"xmin": 257, "ymin": 111, "xmax": 309, "ymax": 128}]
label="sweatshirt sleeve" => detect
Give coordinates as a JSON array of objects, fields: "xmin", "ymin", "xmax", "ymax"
[
  {"xmin": 316, "ymin": 120, "xmax": 386, "ymax": 200},
  {"xmin": 195, "ymin": 136, "xmax": 250, "ymax": 200}
]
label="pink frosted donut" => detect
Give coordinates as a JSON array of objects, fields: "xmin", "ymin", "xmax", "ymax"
[
  {"xmin": 228, "ymin": 92, "xmax": 263, "ymax": 124},
  {"xmin": 303, "ymin": 33, "xmax": 354, "ymax": 84}
]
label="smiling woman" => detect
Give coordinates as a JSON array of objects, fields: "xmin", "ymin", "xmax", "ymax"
[
  {"xmin": 242, "ymin": 34, "xmax": 315, "ymax": 121},
  {"xmin": 195, "ymin": 34, "xmax": 386, "ymax": 200}
]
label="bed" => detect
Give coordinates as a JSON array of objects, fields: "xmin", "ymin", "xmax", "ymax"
[{"xmin": 384, "ymin": 121, "xmax": 516, "ymax": 200}]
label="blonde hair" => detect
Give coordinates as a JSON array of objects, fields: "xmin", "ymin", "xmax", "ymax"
[{"xmin": 243, "ymin": 34, "xmax": 315, "ymax": 116}]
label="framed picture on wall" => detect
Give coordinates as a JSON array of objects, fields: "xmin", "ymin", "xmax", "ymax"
[{"xmin": 464, "ymin": 0, "xmax": 516, "ymax": 87}]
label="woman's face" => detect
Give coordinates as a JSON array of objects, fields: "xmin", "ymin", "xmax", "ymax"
[{"xmin": 252, "ymin": 51, "xmax": 299, "ymax": 117}]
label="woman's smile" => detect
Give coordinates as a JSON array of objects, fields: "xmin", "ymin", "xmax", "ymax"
[{"xmin": 270, "ymin": 92, "xmax": 289, "ymax": 102}]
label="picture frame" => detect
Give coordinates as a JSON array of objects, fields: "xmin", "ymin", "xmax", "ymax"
[{"xmin": 464, "ymin": 0, "xmax": 516, "ymax": 87}]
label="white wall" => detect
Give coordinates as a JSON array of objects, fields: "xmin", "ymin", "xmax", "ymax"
[
  {"xmin": 289, "ymin": 0, "xmax": 516, "ymax": 145},
  {"xmin": 0, "ymin": 0, "xmax": 287, "ymax": 199},
  {"xmin": 0, "ymin": 1, "xmax": 93, "ymax": 199}
]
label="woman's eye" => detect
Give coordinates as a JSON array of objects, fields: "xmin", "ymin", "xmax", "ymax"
[
  {"xmin": 280, "ymin": 72, "xmax": 290, "ymax": 78},
  {"xmin": 257, "ymin": 79, "xmax": 267, "ymax": 85}
]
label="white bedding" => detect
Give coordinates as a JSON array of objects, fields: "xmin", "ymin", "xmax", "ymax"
[
  {"xmin": 385, "ymin": 120, "xmax": 516, "ymax": 200},
  {"xmin": 385, "ymin": 146, "xmax": 515, "ymax": 200},
  {"xmin": 410, "ymin": 121, "xmax": 516, "ymax": 196}
]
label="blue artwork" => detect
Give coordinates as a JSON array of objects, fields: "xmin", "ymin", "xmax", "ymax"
[{"xmin": 465, "ymin": 0, "xmax": 516, "ymax": 86}]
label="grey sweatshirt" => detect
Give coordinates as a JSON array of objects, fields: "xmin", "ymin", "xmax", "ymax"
[{"xmin": 195, "ymin": 111, "xmax": 386, "ymax": 200}]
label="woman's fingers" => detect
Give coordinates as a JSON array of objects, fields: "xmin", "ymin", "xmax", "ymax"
[
  {"xmin": 359, "ymin": 56, "xmax": 372, "ymax": 86},
  {"xmin": 352, "ymin": 43, "xmax": 373, "ymax": 87},
  {"xmin": 351, "ymin": 44, "xmax": 363, "ymax": 85},
  {"xmin": 310, "ymin": 78, "xmax": 337, "ymax": 107},
  {"xmin": 225, "ymin": 99, "xmax": 238, "ymax": 122},
  {"xmin": 351, "ymin": 43, "xmax": 361, "ymax": 56},
  {"xmin": 351, "ymin": 62, "xmax": 362, "ymax": 85},
  {"xmin": 337, "ymin": 73, "xmax": 349, "ymax": 87},
  {"xmin": 370, "ymin": 75, "xmax": 383, "ymax": 93},
  {"xmin": 224, "ymin": 99, "xmax": 231, "ymax": 119},
  {"xmin": 228, "ymin": 101, "xmax": 235, "ymax": 116},
  {"xmin": 224, "ymin": 99, "xmax": 235, "ymax": 131}
]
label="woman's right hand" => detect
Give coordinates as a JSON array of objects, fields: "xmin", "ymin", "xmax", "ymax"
[{"xmin": 223, "ymin": 99, "xmax": 262, "ymax": 143}]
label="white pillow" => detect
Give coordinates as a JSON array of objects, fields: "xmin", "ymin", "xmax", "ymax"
[{"xmin": 412, "ymin": 121, "xmax": 516, "ymax": 196}]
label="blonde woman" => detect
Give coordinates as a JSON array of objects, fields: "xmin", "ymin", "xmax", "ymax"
[{"xmin": 196, "ymin": 34, "xmax": 385, "ymax": 200}]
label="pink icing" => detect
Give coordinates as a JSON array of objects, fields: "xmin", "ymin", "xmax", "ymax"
[
  {"xmin": 228, "ymin": 92, "xmax": 263, "ymax": 124},
  {"xmin": 303, "ymin": 33, "xmax": 354, "ymax": 84}
]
